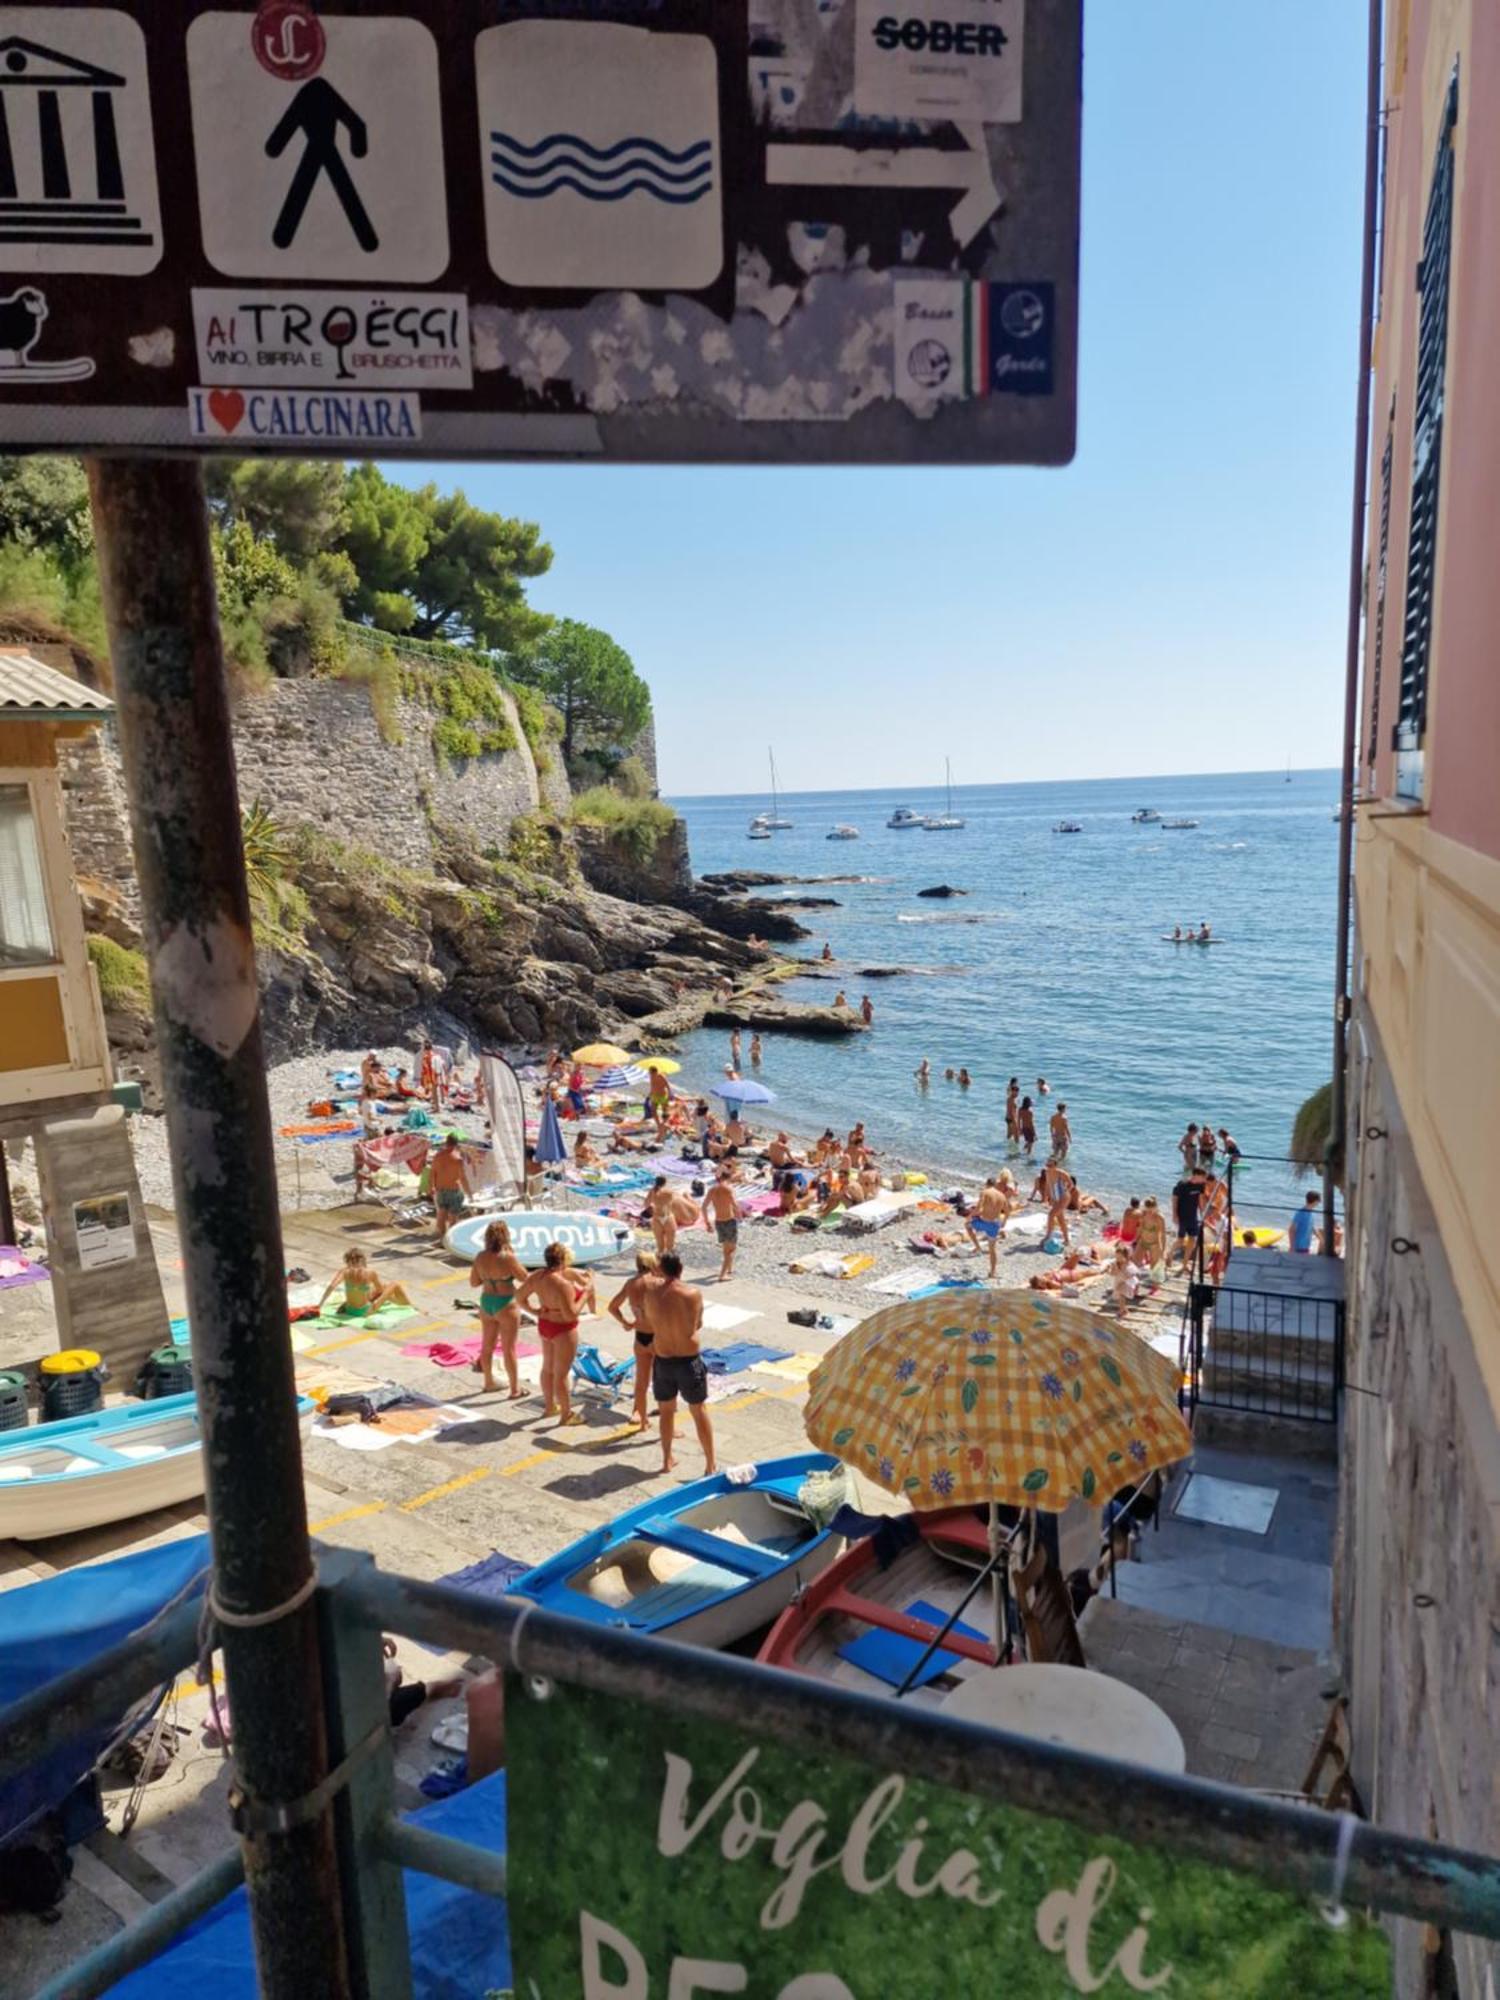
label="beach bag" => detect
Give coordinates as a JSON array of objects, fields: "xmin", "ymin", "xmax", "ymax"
[
  {"xmin": 1042, "ymin": 1233, "xmax": 1065, "ymax": 1256},
  {"xmin": 786, "ymin": 1307, "xmax": 817, "ymax": 1328},
  {"xmin": 324, "ymin": 1384, "xmax": 408, "ymax": 1423}
]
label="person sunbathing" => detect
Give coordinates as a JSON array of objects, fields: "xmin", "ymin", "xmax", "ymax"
[
  {"xmin": 574, "ymin": 1132, "xmax": 601, "ymax": 1167},
  {"xmin": 856, "ymin": 1166, "xmax": 884, "ymax": 1202},
  {"xmin": 776, "ymin": 1168, "xmax": 811, "ymax": 1216},
  {"xmin": 1028, "ymin": 1246, "xmax": 1108, "ymax": 1291},
  {"xmin": 915, "ymin": 1228, "xmax": 968, "ymax": 1255},
  {"xmin": 318, "ymin": 1249, "xmax": 412, "ymax": 1317},
  {"xmin": 817, "ymin": 1171, "xmax": 851, "ymax": 1218},
  {"xmin": 609, "ymin": 1127, "xmax": 650, "ymax": 1154},
  {"xmin": 390, "ymin": 1067, "xmax": 423, "ymax": 1100}
]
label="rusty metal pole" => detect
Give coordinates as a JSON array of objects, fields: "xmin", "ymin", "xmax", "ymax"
[{"xmin": 86, "ymin": 458, "xmax": 352, "ymax": 1998}]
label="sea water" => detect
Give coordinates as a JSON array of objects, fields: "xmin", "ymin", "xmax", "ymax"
[{"xmin": 667, "ymin": 770, "xmax": 1340, "ymax": 1215}]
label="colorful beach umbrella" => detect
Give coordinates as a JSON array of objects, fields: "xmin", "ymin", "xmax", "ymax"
[
  {"xmin": 804, "ymin": 1290, "xmax": 1189, "ymax": 1512},
  {"xmin": 713, "ymin": 1079, "xmax": 775, "ymax": 1106},
  {"xmin": 591, "ymin": 1064, "xmax": 647, "ymax": 1093},
  {"xmin": 570, "ymin": 1042, "xmax": 634, "ymax": 1068},
  {"xmin": 639, "ymin": 1057, "xmax": 681, "ymax": 1075}
]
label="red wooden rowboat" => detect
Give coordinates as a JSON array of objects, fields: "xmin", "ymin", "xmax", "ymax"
[{"xmin": 757, "ymin": 1508, "xmax": 1000, "ymax": 1697}]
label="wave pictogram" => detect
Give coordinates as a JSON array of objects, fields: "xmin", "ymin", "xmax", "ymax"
[{"xmin": 489, "ymin": 130, "xmax": 714, "ymax": 204}]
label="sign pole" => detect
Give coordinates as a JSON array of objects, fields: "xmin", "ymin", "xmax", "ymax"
[{"xmin": 85, "ymin": 457, "xmax": 354, "ymax": 2000}]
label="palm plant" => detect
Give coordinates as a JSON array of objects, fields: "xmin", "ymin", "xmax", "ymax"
[{"xmin": 1289, "ymin": 1081, "xmax": 1343, "ymax": 1186}]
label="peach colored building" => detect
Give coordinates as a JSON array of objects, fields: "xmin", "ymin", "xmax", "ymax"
[{"xmin": 1342, "ymin": 3, "xmax": 1500, "ymax": 1992}]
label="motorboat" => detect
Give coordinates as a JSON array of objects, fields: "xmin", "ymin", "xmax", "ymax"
[
  {"xmin": 923, "ymin": 757, "xmax": 965, "ymax": 831},
  {"xmin": 0, "ymin": 1392, "xmax": 315, "ymax": 1540},
  {"xmin": 1053, "ymin": 820, "xmax": 1083, "ymax": 834},
  {"xmin": 826, "ymin": 824, "xmax": 860, "ymax": 840},
  {"xmin": 512, "ymin": 1453, "xmax": 845, "ymax": 1648},
  {"xmin": 887, "ymin": 805, "xmax": 924, "ymax": 829},
  {"xmin": 1161, "ymin": 818, "xmax": 1199, "ymax": 829},
  {"xmin": 1130, "ymin": 808, "xmax": 1161, "ymax": 823},
  {"xmin": 748, "ymin": 824, "xmax": 772, "ymax": 840}
]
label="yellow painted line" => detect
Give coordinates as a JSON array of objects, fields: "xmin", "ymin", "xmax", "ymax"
[
  {"xmin": 498, "ymin": 1447, "xmax": 561, "ymax": 1479},
  {"xmin": 310, "ymin": 1500, "xmax": 388, "ymax": 1534},
  {"xmin": 419, "ymin": 1272, "xmax": 468, "ymax": 1291},
  {"xmin": 399, "ymin": 1465, "xmax": 496, "ymax": 1511},
  {"xmin": 302, "ymin": 1329, "xmax": 381, "ymax": 1357}
]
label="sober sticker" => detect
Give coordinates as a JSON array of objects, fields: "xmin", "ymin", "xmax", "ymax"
[{"xmin": 854, "ymin": 0, "xmax": 1025, "ymax": 124}]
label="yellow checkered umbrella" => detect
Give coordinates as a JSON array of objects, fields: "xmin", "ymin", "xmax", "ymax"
[{"xmin": 804, "ymin": 1289, "xmax": 1190, "ymax": 1512}]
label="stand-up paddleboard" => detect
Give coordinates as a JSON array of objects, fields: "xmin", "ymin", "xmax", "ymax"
[{"xmin": 445, "ymin": 1209, "xmax": 631, "ymax": 1265}]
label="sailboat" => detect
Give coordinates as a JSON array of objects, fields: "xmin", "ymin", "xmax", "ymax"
[
  {"xmin": 923, "ymin": 758, "xmax": 965, "ymax": 831},
  {"xmin": 753, "ymin": 748, "xmax": 793, "ymax": 831}
]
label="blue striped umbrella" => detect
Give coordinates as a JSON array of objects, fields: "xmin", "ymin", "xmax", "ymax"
[{"xmin": 591, "ymin": 1064, "xmax": 647, "ymax": 1093}]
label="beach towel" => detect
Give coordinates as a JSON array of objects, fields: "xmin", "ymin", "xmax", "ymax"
[
  {"xmin": 865, "ymin": 1264, "xmax": 932, "ymax": 1297},
  {"xmin": 402, "ymin": 1337, "xmax": 542, "ymax": 1368},
  {"xmin": 700, "ymin": 1303, "xmax": 761, "ymax": 1332},
  {"xmin": 0, "ymin": 1245, "xmax": 47, "ymax": 1290},
  {"xmin": 749, "ymin": 1351, "xmax": 821, "ymax": 1382},
  {"xmin": 704, "ymin": 1370, "xmax": 759, "ymax": 1404},
  {"xmin": 737, "ymin": 1190, "xmax": 783, "ymax": 1217},
  {"xmin": 278, "ymin": 1119, "xmax": 358, "ymax": 1139},
  {"xmin": 305, "ymin": 1302, "xmax": 418, "ymax": 1336},
  {"xmin": 702, "ymin": 1341, "xmax": 792, "ymax": 1374},
  {"xmin": 907, "ymin": 1278, "xmax": 987, "ymax": 1301}
]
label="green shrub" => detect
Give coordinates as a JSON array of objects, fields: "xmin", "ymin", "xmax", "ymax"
[
  {"xmin": 416, "ymin": 655, "xmax": 517, "ymax": 766},
  {"xmin": 336, "ymin": 644, "xmax": 403, "ymax": 744},
  {"xmin": 86, "ymin": 934, "xmax": 150, "ymax": 1015},
  {"xmin": 570, "ymin": 788, "xmax": 675, "ymax": 865}
]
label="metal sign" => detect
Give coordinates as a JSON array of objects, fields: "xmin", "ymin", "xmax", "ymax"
[
  {"xmin": 509, "ymin": 1681, "xmax": 1394, "ymax": 1996},
  {"xmin": 0, "ymin": 1, "xmax": 1081, "ymax": 463}
]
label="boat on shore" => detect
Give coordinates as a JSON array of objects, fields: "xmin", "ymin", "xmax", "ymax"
[
  {"xmin": 513, "ymin": 1453, "xmax": 845, "ymax": 1648},
  {"xmin": 758, "ymin": 1508, "xmax": 999, "ymax": 1704},
  {"xmin": 0, "ymin": 1392, "xmax": 314, "ymax": 1540}
]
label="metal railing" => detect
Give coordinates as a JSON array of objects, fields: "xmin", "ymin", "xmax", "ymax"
[
  {"xmin": 8, "ymin": 1546, "xmax": 1500, "ymax": 2000},
  {"xmin": 1187, "ymin": 1280, "xmax": 1345, "ymax": 1424}
]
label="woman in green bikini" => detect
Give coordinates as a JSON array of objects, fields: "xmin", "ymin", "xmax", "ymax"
[
  {"xmin": 318, "ymin": 1249, "xmax": 413, "ymax": 1319},
  {"xmin": 469, "ymin": 1220, "xmax": 529, "ymax": 1397}
]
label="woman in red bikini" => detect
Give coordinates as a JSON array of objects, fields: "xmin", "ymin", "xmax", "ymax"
[{"xmin": 515, "ymin": 1242, "xmax": 596, "ymax": 1425}]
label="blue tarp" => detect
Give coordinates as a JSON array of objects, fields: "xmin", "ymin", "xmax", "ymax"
[
  {"xmin": 0, "ymin": 1535, "xmax": 210, "ymax": 1845},
  {"xmin": 112, "ymin": 1771, "xmax": 510, "ymax": 2000}
]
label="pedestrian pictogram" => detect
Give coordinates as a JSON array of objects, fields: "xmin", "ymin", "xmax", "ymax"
[
  {"xmin": 252, "ymin": 1, "xmax": 325, "ymax": 83},
  {"xmin": 266, "ymin": 78, "xmax": 375, "ymax": 252},
  {"xmin": 187, "ymin": 11, "xmax": 446, "ymax": 282},
  {"xmin": 0, "ymin": 9, "xmax": 160, "ymax": 273}
]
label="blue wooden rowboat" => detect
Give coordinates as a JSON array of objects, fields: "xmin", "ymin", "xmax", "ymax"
[
  {"xmin": 513, "ymin": 1452, "xmax": 846, "ymax": 1648},
  {"xmin": 0, "ymin": 1392, "xmax": 314, "ymax": 1541}
]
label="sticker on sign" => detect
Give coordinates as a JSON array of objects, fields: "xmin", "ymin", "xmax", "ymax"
[
  {"xmin": 192, "ymin": 290, "xmax": 471, "ymax": 388},
  {"xmin": 855, "ymin": 0, "xmax": 1026, "ymax": 124},
  {"xmin": 187, "ymin": 385, "xmax": 421, "ymax": 444}
]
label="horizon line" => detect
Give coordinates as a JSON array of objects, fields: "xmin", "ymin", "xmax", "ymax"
[{"xmin": 663, "ymin": 764, "xmax": 1340, "ymax": 801}]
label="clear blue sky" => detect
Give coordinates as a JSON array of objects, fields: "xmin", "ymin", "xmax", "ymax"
[{"xmin": 390, "ymin": 1, "xmax": 1367, "ymax": 796}]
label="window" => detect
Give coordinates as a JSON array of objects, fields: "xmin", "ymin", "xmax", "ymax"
[
  {"xmin": 1393, "ymin": 68, "xmax": 1458, "ymax": 801},
  {"xmin": 1365, "ymin": 414, "xmax": 1394, "ymax": 779},
  {"xmin": 0, "ymin": 782, "xmax": 57, "ymax": 968}
]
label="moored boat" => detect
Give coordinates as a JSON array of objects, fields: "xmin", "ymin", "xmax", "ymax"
[
  {"xmin": 1053, "ymin": 819, "xmax": 1083, "ymax": 834},
  {"xmin": 1130, "ymin": 808, "xmax": 1161, "ymax": 823},
  {"xmin": 0, "ymin": 1392, "xmax": 315, "ymax": 1541},
  {"xmin": 826, "ymin": 823, "xmax": 860, "ymax": 840},
  {"xmin": 513, "ymin": 1452, "xmax": 845, "ymax": 1648},
  {"xmin": 887, "ymin": 805, "xmax": 924, "ymax": 829}
]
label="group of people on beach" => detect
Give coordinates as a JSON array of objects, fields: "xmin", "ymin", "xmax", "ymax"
[{"xmin": 463, "ymin": 1222, "xmax": 717, "ymax": 1476}]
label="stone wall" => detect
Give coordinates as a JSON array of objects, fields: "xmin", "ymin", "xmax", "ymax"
[
  {"xmin": 58, "ymin": 664, "xmax": 578, "ymax": 909},
  {"xmin": 1338, "ymin": 1007, "xmax": 1500, "ymax": 1999},
  {"xmin": 229, "ymin": 674, "xmax": 563, "ymax": 867},
  {"xmin": 57, "ymin": 722, "xmax": 142, "ymax": 940},
  {"xmin": 573, "ymin": 816, "xmax": 693, "ymax": 905}
]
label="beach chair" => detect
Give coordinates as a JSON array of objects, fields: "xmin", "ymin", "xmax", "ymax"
[{"xmin": 570, "ymin": 1344, "xmax": 635, "ymax": 1404}]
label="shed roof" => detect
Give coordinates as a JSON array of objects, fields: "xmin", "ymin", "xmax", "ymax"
[{"xmin": 0, "ymin": 648, "xmax": 114, "ymax": 722}]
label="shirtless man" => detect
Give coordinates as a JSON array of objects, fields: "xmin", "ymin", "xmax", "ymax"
[
  {"xmin": 1005, "ymin": 1079, "xmax": 1020, "ymax": 1145},
  {"xmin": 766, "ymin": 1131, "xmax": 803, "ymax": 1171},
  {"xmin": 1042, "ymin": 1158, "xmax": 1074, "ymax": 1248},
  {"xmin": 1049, "ymin": 1102, "xmax": 1072, "ymax": 1161},
  {"xmin": 729, "ymin": 1028, "xmax": 742, "ymax": 1070},
  {"xmin": 723, "ymin": 1111, "xmax": 751, "ymax": 1151},
  {"xmin": 702, "ymin": 1168, "xmax": 742, "ymax": 1281},
  {"xmin": 966, "ymin": 1176, "xmax": 1011, "ymax": 1277},
  {"xmin": 646, "ymin": 1069, "xmax": 673, "ymax": 1136},
  {"xmin": 647, "ymin": 1253, "xmax": 714, "ymax": 1475},
  {"xmin": 647, "ymin": 1178, "xmax": 700, "ymax": 1255},
  {"xmin": 428, "ymin": 1133, "xmax": 473, "ymax": 1241}
]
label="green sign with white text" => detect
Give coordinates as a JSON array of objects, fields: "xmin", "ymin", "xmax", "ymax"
[{"xmin": 507, "ymin": 1679, "xmax": 1390, "ymax": 1997}]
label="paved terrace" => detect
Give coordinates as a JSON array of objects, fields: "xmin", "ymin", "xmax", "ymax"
[{"xmin": 0, "ymin": 1204, "xmax": 1338, "ymax": 1988}]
